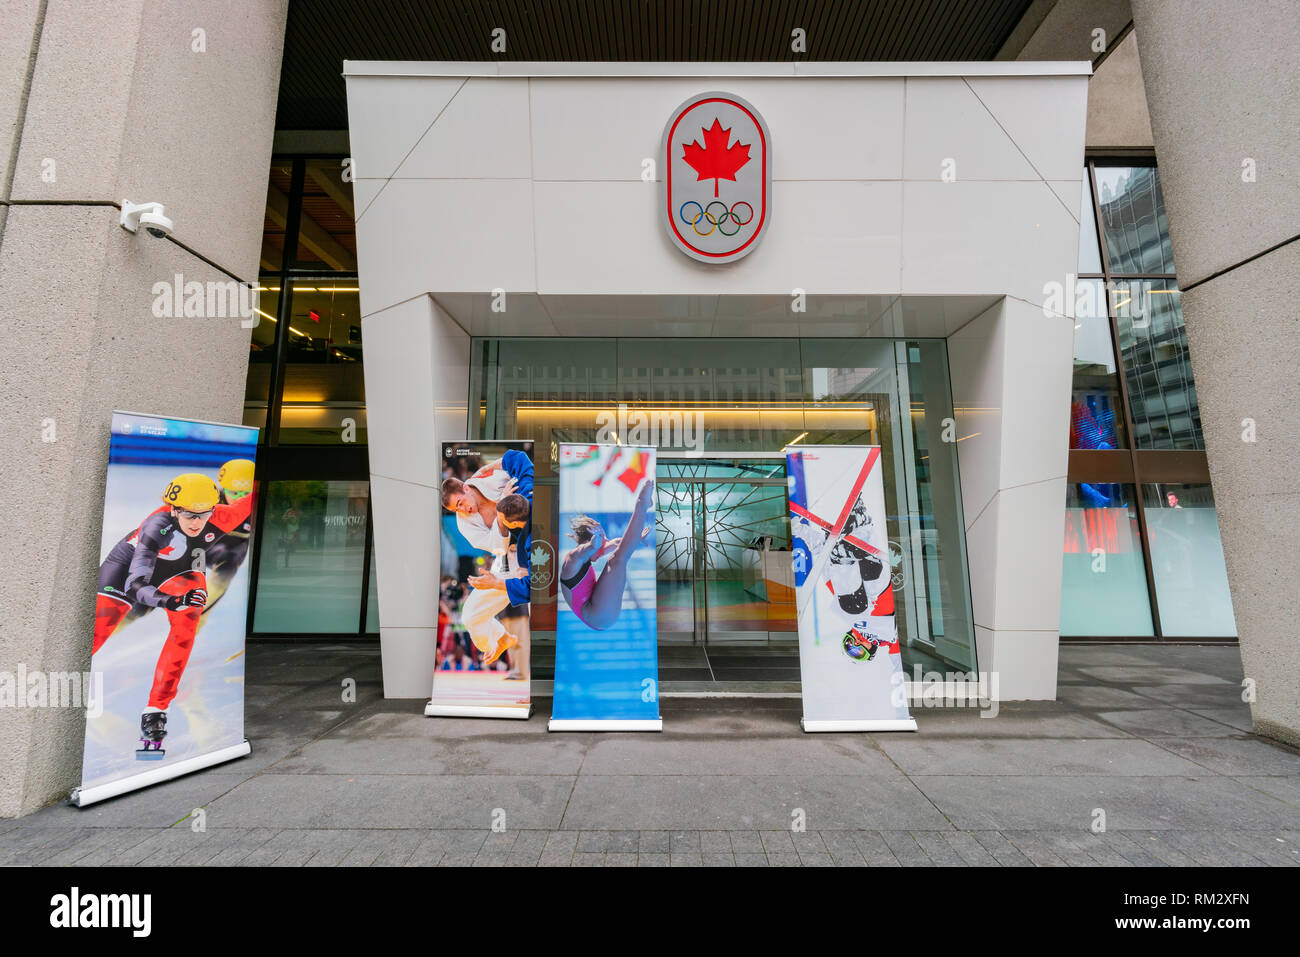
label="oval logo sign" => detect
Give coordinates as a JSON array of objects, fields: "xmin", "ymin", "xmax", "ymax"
[{"xmin": 661, "ymin": 92, "xmax": 770, "ymax": 264}]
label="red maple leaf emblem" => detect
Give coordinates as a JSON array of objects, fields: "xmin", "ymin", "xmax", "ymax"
[{"xmin": 681, "ymin": 118, "xmax": 751, "ymax": 198}]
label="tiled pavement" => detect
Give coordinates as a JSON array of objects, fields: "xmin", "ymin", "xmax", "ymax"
[{"xmin": 3, "ymin": 642, "xmax": 1298, "ymax": 866}]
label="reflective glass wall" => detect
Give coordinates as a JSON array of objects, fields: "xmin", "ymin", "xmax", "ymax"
[
  {"xmin": 1063, "ymin": 160, "xmax": 1235, "ymax": 639},
  {"xmin": 244, "ymin": 156, "xmax": 377, "ymax": 637}
]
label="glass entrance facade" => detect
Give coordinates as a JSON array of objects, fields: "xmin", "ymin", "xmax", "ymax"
[{"xmin": 469, "ymin": 336, "xmax": 976, "ymax": 676}]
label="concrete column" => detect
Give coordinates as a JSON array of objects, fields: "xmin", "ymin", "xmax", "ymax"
[
  {"xmin": 1130, "ymin": 0, "xmax": 1300, "ymax": 745},
  {"xmin": 0, "ymin": 0, "xmax": 288, "ymax": 817}
]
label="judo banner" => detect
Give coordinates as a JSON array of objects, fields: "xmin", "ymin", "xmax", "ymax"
[
  {"xmin": 74, "ymin": 412, "xmax": 258, "ymax": 807},
  {"xmin": 550, "ymin": 444, "xmax": 661, "ymax": 731},
  {"xmin": 786, "ymin": 445, "xmax": 917, "ymax": 732},
  {"xmin": 428, "ymin": 440, "xmax": 534, "ymax": 719}
]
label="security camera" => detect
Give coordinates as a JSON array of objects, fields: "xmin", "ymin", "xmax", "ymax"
[{"xmin": 120, "ymin": 201, "xmax": 173, "ymax": 239}]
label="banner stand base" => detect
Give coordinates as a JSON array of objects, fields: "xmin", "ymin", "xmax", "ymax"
[
  {"xmin": 548, "ymin": 718, "xmax": 663, "ymax": 732},
  {"xmin": 424, "ymin": 702, "xmax": 532, "ymax": 720},
  {"xmin": 801, "ymin": 718, "xmax": 917, "ymax": 733},
  {"xmin": 70, "ymin": 739, "xmax": 252, "ymax": 807}
]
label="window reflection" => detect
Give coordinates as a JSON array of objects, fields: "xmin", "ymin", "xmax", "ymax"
[
  {"xmin": 1113, "ymin": 281, "xmax": 1202, "ymax": 449},
  {"xmin": 1095, "ymin": 165, "xmax": 1175, "ymax": 275}
]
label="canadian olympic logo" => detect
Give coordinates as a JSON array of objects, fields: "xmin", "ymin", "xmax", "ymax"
[
  {"xmin": 679, "ymin": 200, "xmax": 755, "ymax": 237},
  {"xmin": 661, "ymin": 92, "xmax": 771, "ymax": 264}
]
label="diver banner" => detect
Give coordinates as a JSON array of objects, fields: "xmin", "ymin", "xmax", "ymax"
[
  {"xmin": 786, "ymin": 445, "xmax": 917, "ymax": 732},
  {"xmin": 428, "ymin": 440, "xmax": 535, "ymax": 719},
  {"xmin": 550, "ymin": 444, "xmax": 660, "ymax": 731},
  {"xmin": 74, "ymin": 412, "xmax": 258, "ymax": 807}
]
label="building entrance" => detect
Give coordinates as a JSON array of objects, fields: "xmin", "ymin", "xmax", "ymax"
[{"xmin": 473, "ymin": 335, "xmax": 979, "ymax": 682}]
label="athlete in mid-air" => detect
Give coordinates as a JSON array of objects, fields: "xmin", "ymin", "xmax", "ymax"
[
  {"xmin": 558, "ymin": 478, "xmax": 653, "ymax": 631},
  {"xmin": 93, "ymin": 472, "xmax": 255, "ymax": 758}
]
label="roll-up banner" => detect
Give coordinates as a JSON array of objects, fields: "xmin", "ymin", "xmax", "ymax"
[
  {"xmin": 551, "ymin": 444, "xmax": 660, "ymax": 731},
  {"xmin": 786, "ymin": 445, "xmax": 917, "ymax": 732},
  {"xmin": 73, "ymin": 412, "xmax": 258, "ymax": 807},
  {"xmin": 427, "ymin": 440, "xmax": 534, "ymax": 719}
]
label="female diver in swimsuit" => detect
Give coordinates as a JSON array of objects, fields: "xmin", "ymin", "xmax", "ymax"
[{"xmin": 559, "ymin": 478, "xmax": 654, "ymax": 630}]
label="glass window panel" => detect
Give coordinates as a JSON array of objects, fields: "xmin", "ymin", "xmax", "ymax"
[
  {"xmin": 253, "ymin": 480, "xmax": 369, "ymax": 633},
  {"xmin": 262, "ymin": 161, "xmax": 292, "ymax": 273},
  {"xmin": 1070, "ymin": 278, "xmax": 1126, "ymax": 449},
  {"xmin": 1060, "ymin": 483, "xmax": 1154, "ymax": 636},
  {"xmin": 243, "ymin": 284, "xmax": 280, "ymax": 434},
  {"xmin": 493, "ymin": 338, "xmax": 619, "ymax": 477},
  {"xmin": 1095, "ymin": 165, "xmax": 1175, "ymax": 274},
  {"xmin": 1113, "ymin": 280, "xmax": 1203, "ymax": 450},
  {"xmin": 365, "ymin": 544, "xmax": 380, "ymax": 634},
  {"xmin": 619, "ymin": 338, "xmax": 805, "ymax": 452},
  {"xmin": 277, "ymin": 285, "xmax": 366, "ymax": 444},
  {"xmin": 1077, "ymin": 175, "xmax": 1103, "ymax": 274},
  {"xmin": 1141, "ymin": 484, "xmax": 1237, "ymax": 637},
  {"xmin": 293, "ymin": 159, "xmax": 357, "ymax": 272}
]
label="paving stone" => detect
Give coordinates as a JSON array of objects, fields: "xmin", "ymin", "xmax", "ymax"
[
  {"xmin": 669, "ymin": 852, "xmax": 703, "ymax": 866},
  {"xmin": 881, "ymin": 829, "xmax": 931, "ymax": 865},
  {"xmin": 766, "ymin": 852, "xmax": 802, "ymax": 866},
  {"xmin": 853, "ymin": 830, "xmax": 900, "ymax": 865},
  {"xmin": 910, "ymin": 830, "xmax": 969, "ymax": 866},
  {"xmin": 670, "ymin": 830, "xmax": 702, "ymax": 851},
  {"xmin": 606, "ymin": 830, "xmax": 639, "ymax": 852},
  {"xmin": 944, "ymin": 831, "xmax": 999, "ymax": 866},
  {"xmin": 605, "ymin": 852, "xmax": 638, "ymax": 866},
  {"xmin": 699, "ymin": 830, "xmax": 731, "ymax": 852},
  {"xmin": 638, "ymin": 831, "xmax": 670, "ymax": 853},
  {"xmin": 734, "ymin": 852, "xmax": 769, "ymax": 866},
  {"xmin": 638, "ymin": 852, "xmax": 669, "ymax": 866},
  {"xmin": 760, "ymin": 830, "xmax": 796, "ymax": 854},
  {"xmin": 701, "ymin": 852, "xmax": 736, "ymax": 866}
]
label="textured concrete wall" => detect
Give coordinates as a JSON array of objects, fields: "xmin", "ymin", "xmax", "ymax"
[
  {"xmin": 0, "ymin": 0, "xmax": 288, "ymax": 818},
  {"xmin": 1085, "ymin": 31, "xmax": 1153, "ymax": 148},
  {"xmin": 1131, "ymin": 0, "xmax": 1300, "ymax": 745}
]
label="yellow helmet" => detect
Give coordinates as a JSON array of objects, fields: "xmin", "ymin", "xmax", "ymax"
[
  {"xmin": 162, "ymin": 473, "xmax": 220, "ymax": 512},
  {"xmin": 217, "ymin": 458, "xmax": 256, "ymax": 496}
]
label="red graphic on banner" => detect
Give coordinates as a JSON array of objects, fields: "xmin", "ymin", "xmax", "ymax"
[
  {"xmin": 681, "ymin": 118, "xmax": 751, "ymax": 198},
  {"xmin": 616, "ymin": 450, "xmax": 649, "ymax": 492}
]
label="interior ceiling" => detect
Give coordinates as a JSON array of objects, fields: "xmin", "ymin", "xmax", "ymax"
[{"xmin": 277, "ymin": 0, "xmax": 1035, "ymax": 129}]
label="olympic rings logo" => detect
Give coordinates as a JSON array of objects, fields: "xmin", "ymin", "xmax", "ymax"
[{"xmin": 679, "ymin": 200, "xmax": 754, "ymax": 237}]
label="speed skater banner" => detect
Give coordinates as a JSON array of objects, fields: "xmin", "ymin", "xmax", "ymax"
[
  {"xmin": 73, "ymin": 412, "xmax": 258, "ymax": 806},
  {"xmin": 428, "ymin": 440, "xmax": 535, "ymax": 719},
  {"xmin": 550, "ymin": 444, "xmax": 661, "ymax": 731},
  {"xmin": 786, "ymin": 446, "xmax": 917, "ymax": 732}
]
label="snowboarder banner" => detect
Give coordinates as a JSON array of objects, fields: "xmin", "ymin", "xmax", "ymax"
[
  {"xmin": 786, "ymin": 445, "xmax": 917, "ymax": 732},
  {"xmin": 430, "ymin": 441, "xmax": 535, "ymax": 719},
  {"xmin": 550, "ymin": 444, "xmax": 661, "ymax": 731},
  {"xmin": 74, "ymin": 412, "xmax": 258, "ymax": 807}
]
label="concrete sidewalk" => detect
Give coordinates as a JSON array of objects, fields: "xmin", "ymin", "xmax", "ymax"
[{"xmin": 4, "ymin": 642, "xmax": 1298, "ymax": 866}]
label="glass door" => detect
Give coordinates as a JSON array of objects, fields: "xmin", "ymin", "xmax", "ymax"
[{"xmin": 654, "ymin": 458, "xmax": 793, "ymax": 645}]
